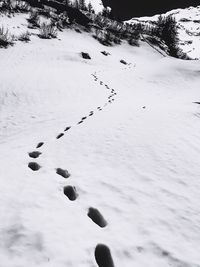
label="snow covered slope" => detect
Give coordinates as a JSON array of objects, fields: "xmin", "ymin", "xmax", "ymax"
[
  {"xmin": 87, "ymin": 0, "xmax": 104, "ymax": 12},
  {"xmin": 128, "ymin": 5, "xmax": 200, "ymax": 59},
  {"xmin": 1, "ymin": 12, "xmax": 200, "ymax": 267}
]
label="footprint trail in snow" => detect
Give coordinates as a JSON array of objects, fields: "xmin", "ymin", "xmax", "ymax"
[{"xmin": 26, "ymin": 55, "xmax": 121, "ymax": 265}]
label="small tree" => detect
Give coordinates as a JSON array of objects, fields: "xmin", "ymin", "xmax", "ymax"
[
  {"xmin": 79, "ymin": 0, "xmax": 87, "ymax": 11},
  {"xmin": 88, "ymin": 2, "xmax": 94, "ymax": 13},
  {"xmin": 156, "ymin": 15, "xmax": 179, "ymax": 57},
  {"xmin": 101, "ymin": 7, "xmax": 112, "ymax": 19},
  {"xmin": 73, "ymin": 0, "xmax": 79, "ymax": 9}
]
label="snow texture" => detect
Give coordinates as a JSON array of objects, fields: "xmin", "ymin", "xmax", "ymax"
[{"xmin": 1, "ymin": 11, "xmax": 200, "ymax": 267}]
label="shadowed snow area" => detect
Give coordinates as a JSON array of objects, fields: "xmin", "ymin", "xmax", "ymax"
[{"xmin": 1, "ymin": 13, "xmax": 200, "ymax": 267}]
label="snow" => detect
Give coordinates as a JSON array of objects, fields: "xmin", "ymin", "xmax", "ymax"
[
  {"xmin": 1, "ymin": 12, "xmax": 200, "ymax": 267},
  {"xmin": 127, "ymin": 6, "xmax": 200, "ymax": 59},
  {"xmin": 88, "ymin": 0, "xmax": 104, "ymax": 12}
]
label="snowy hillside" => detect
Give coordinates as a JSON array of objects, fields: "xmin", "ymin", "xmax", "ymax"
[
  {"xmin": 128, "ymin": 5, "xmax": 200, "ymax": 59},
  {"xmin": 83, "ymin": 0, "xmax": 104, "ymax": 13},
  {"xmin": 1, "ymin": 7, "xmax": 200, "ymax": 267}
]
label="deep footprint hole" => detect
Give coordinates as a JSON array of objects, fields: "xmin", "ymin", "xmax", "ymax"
[
  {"xmin": 56, "ymin": 168, "xmax": 70, "ymax": 178},
  {"xmin": 88, "ymin": 207, "xmax": 107, "ymax": 228},
  {"xmin": 28, "ymin": 162, "xmax": 41, "ymax": 171},
  {"xmin": 63, "ymin": 186, "xmax": 78, "ymax": 201},
  {"xmin": 28, "ymin": 151, "xmax": 42, "ymax": 158},
  {"xmin": 36, "ymin": 142, "xmax": 44, "ymax": 148},
  {"xmin": 95, "ymin": 244, "xmax": 115, "ymax": 267},
  {"xmin": 64, "ymin": 126, "xmax": 71, "ymax": 132},
  {"xmin": 56, "ymin": 133, "xmax": 64, "ymax": 139}
]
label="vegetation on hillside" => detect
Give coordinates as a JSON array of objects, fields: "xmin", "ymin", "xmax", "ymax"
[{"xmin": 0, "ymin": 0, "xmax": 190, "ymax": 58}]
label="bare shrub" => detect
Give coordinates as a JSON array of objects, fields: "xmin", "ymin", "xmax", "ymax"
[
  {"xmin": 18, "ymin": 31, "xmax": 31, "ymax": 42},
  {"xmin": 0, "ymin": 0, "xmax": 12, "ymax": 14},
  {"xmin": 50, "ymin": 12, "xmax": 70, "ymax": 31},
  {"xmin": 91, "ymin": 14, "xmax": 142, "ymax": 46},
  {"xmin": 28, "ymin": 10, "xmax": 40, "ymax": 28},
  {"xmin": 39, "ymin": 22, "xmax": 57, "ymax": 39},
  {"xmin": 93, "ymin": 27, "xmax": 120, "ymax": 46},
  {"xmin": 128, "ymin": 38, "xmax": 139, "ymax": 46},
  {"xmin": 0, "ymin": 26, "xmax": 14, "ymax": 48},
  {"xmin": 13, "ymin": 1, "xmax": 31, "ymax": 13}
]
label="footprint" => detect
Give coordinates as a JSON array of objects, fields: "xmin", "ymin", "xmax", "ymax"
[
  {"xmin": 95, "ymin": 244, "xmax": 115, "ymax": 267},
  {"xmin": 28, "ymin": 162, "xmax": 41, "ymax": 171},
  {"xmin": 63, "ymin": 186, "xmax": 78, "ymax": 201},
  {"xmin": 64, "ymin": 126, "xmax": 71, "ymax": 131},
  {"xmin": 36, "ymin": 142, "xmax": 44, "ymax": 148},
  {"xmin": 101, "ymin": 51, "xmax": 110, "ymax": 56},
  {"xmin": 56, "ymin": 133, "xmax": 64, "ymax": 139},
  {"xmin": 56, "ymin": 168, "xmax": 70, "ymax": 178},
  {"xmin": 88, "ymin": 207, "xmax": 107, "ymax": 228},
  {"xmin": 89, "ymin": 112, "xmax": 94, "ymax": 117},
  {"xmin": 82, "ymin": 116, "xmax": 87, "ymax": 120},
  {"xmin": 28, "ymin": 151, "xmax": 42, "ymax": 159},
  {"xmin": 78, "ymin": 121, "xmax": 83, "ymax": 124}
]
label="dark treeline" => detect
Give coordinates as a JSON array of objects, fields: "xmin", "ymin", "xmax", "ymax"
[{"xmin": 24, "ymin": 0, "xmax": 91, "ymax": 24}]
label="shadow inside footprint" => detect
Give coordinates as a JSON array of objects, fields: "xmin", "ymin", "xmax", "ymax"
[
  {"xmin": 64, "ymin": 126, "xmax": 71, "ymax": 132},
  {"xmin": 63, "ymin": 186, "xmax": 78, "ymax": 201},
  {"xmin": 88, "ymin": 208, "xmax": 107, "ymax": 228},
  {"xmin": 28, "ymin": 162, "xmax": 41, "ymax": 171},
  {"xmin": 36, "ymin": 142, "xmax": 44, "ymax": 148},
  {"xmin": 101, "ymin": 51, "xmax": 110, "ymax": 56},
  {"xmin": 56, "ymin": 133, "xmax": 64, "ymax": 139},
  {"xmin": 28, "ymin": 151, "xmax": 42, "ymax": 159},
  {"xmin": 95, "ymin": 244, "xmax": 115, "ymax": 267},
  {"xmin": 56, "ymin": 168, "xmax": 70, "ymax": 178},
  {"xmin": 81, "ymin": 52, "xmax": 91, "ymax": 59}
]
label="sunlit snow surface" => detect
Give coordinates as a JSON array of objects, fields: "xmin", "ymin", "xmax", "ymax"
[{"xmin": 1, "ymin": 13, "xmax": 200, "ymax": 267}]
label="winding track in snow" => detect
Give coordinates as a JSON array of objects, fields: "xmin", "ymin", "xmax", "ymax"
[{"xmin": 27, "ymin": 66, "xmax": 118, "ymax": 266}]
